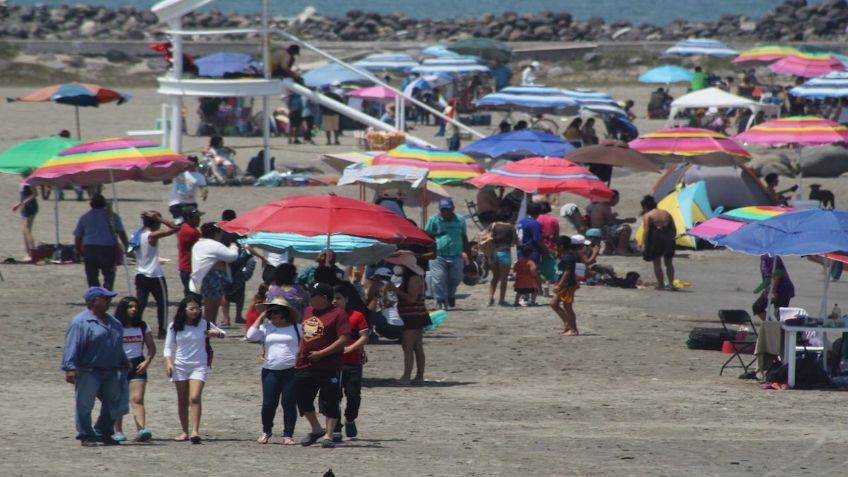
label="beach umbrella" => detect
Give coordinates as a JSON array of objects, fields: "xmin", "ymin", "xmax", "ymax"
[
  {"xmin": 688, "ymin": 205, "xmax": 794, "ymax": 242},
  {"xmin": 635, "ymin": 181, "xmax": 714, "ymax": 249},
  {"xmin": 353, "ymin": 53, "xmax": 419, "ymax": 73},
  {"xmin": 790, "ymin": 71, "xmax": 848, "ymax": 98},
  {"xmin": 420, "ymin": 44, "xmax": 461, "ymax": 58},
  {"xmin": 564, "ymin": 139, "xmax": 662, "ymax": 172},
  {"xmin": 665, "ymin": 38, "xmax": 738, "ymax": 57},
  {"xmin": 474, "ymin": 91, "xmax": 581, "ymax": 115},
  {"xmin": 768, "ymin": 54, "xmax": 845, "ymax": 78},
  {"xmin": 468, "ymin": 157, "xmax": 614, "ymax": 200},
  {"xmin": 462, "ymin": 130, "xmax": 574, "ymax": 161},
  {"xmin": 447, "ymin": 38, "xmax": 512, "ymax": 63},
  {"xmin": 559, "ymin": 88, "xmax": 625, "ymax": 115},
  {"xmin": 372, "ymin": 144, "xmax": 485, "ymax": 185},
  {"xmin": 320, "ymin": 150, "xmax": 381, "ymax": 173},
  {"xmin": 240, "ymin": 232, "xmax": 396, "ymax": 266},
  {"xmin": 402, "ymin": 73, "xmax": 453, "ymax": 95},
  {"xmin": 194, "ymin": 51, "xmax": 261, "ymax": 78},
  {"xmin": 411, "ymin": 62, "xmax": 491, "ymax": 76},
  {"xmin": 345, "ymin": 85, "xmax": 398, "ymax": 102},
  {"xmin": 629, "ymin": 127, "xmax": 752, "ymax": 166},
  {"xmin": 732, "ymin": 45, "xmax": 801, "ymax": 64},
  {"xmin": 9, "ymin": 82, "xmax": 131, "ymax": 139},
  {"xmin": 733, "ymin": 116, "xmax": 848, "ymax": 147},
  {"xmin": 420, "ymin": 57, "xmax": 482, "ymax": 66},
  {"xmin": 0, "ymin": 136, "xmax": 81, "ymax": 174},
  {"xmin": 303, "ymin": 63, "xmax": 374, "ymax": 88},
  {"xmin": 219, "ymin": 194, "xmax": 433, "ymax": 245},
  {"xmin": 639, "ymin": 65, "xmax": 694, "ymax": 84},
  {"xmin": 26, "ymin": 138, "xmax": 190, "ymax": 187}
]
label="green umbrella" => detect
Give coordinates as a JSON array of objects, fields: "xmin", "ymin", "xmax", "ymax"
[
  {"xmin": 447, "ymin": 38, "xmax": 513, "ymax": 63},
  {"xmin": 0, "ymin": 136, "xmax": 81, "ymax": 174}
]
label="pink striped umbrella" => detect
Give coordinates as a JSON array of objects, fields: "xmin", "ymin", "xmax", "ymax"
[
  {"xmin": 345, "ymin": 85, "xmax": 397, "ymax": 102},
  {"xmin": 688, "ymin": 205, "xmax": 794, "ymax": 242},
  {"xmin": 26, "ymin": 137, "xmax": 191, "ymax": 187},
  {"xmin": 628, "ymin": 127, "xmax": 752, "ymax": 166},
  {"xmin": 468, "ymin": 157, "xmax": 613, "ymax": 200},
  {"xmin": 768, "ymin": 54, "xmax": 845, "ymax": 78},
  {"xmin": 733, "ymin": 116, "xmax": 848, "ymax": 147}
]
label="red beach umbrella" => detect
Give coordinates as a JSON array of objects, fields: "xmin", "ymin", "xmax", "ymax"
[
  {"xmin": 468, "ymin": 157, "xmax": 613, "ymax": 200},
  {"xmin": 219, "ymin": 194, "xmax": 433, "ymax": 245}
]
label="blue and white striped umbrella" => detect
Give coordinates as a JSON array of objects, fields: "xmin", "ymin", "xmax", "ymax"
[
  {"xmin": 474, "ymin": 92, "xmax": 580, "ymax": 115},
  {"xmin": 402, "ymin": 73, "xmax": 454, "ymax": 95},
  {"xmin": 420, "ymin": 57, "xmax": 482, "ymax": 66},
  {"xmin": 665, "ymin": 38, "xmax": 738, "ymax": 57},
  {"xmin": 240, "ymin": 232, "xmax": 396, "ymax": 266},
  {"xmin": 560, "ymin": 88, "xmax": 626, "ymax": 116},
  {"xmin": 420, "ymin": 45, "xmax": 461, "ymax": 58},
  {"xmin": 790, "ymin": 71, "xmax": 848, "ymax": 98},
  {"xmin": 353, "ymin": 53, "xmax": 419, "ymax": 73},
  {"xmin": 411, "ymin": 63, "xmax": 491, "ymax": 76},
  {"xmin": 499, "ymin": 86, "xmax": 564, "ymax": 95}
]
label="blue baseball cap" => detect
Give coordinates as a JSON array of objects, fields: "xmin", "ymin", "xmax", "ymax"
[
  {"xmin": 438, "ymin": 198, "xmax": 455, "ymax": 209},
  {"xmin": 83, "ymin": 286, "xmax": 117, "ymax": 302}
]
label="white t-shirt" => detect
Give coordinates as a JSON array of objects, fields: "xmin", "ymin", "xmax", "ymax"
[
  {"xmin": 122, "ymin": 323, "xmax": 150, "ymax": 360},
  {"xmin": 190, "ymin": 238, "xmax": 239, "ymax": 293},
  {"xmin": 245, "ymin": 322, "xmax": 301, "ymax": 370},
  {"xmin": 169, "ymin": 171, "xmax": 207, "ymax": 206},
  {"xmin": 163, "ymin": 318, "xmax": 226, "ymax": 368},
  {"xmin": 265, "ymin": 251, "xmax": 289, "ymax": 267},
  {"xmin": 521, "ymin": 66, "xmax": 537, "ymax": 86},
  {"xmin": 136, "ymin": 230, "xmax": 163, "ymax": 278}
]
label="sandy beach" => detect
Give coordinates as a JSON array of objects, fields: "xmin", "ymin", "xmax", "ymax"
[{"xmin": 2, "ymin": 83, "xmax": 848, "ymax": 477}]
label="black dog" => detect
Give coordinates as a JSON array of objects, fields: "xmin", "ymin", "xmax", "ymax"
[{"xmin": 809, "ymin": 184, "xmax": 836, "ymax": 209}]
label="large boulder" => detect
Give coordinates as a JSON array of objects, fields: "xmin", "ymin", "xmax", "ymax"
[{"xmin": 800, "ymin": 145, "xmax": 848, "ymax": 177}]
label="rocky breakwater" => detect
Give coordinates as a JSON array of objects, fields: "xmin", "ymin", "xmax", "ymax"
[{"xmin": 0, "ymin": 0, "xmax": 846, "ymax": 43}]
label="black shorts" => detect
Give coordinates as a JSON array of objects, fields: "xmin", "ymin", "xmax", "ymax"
[
  {"xmin": 295, "ymin": 368, "xmax": 342, "ymax": 419},
  {"xmin": 753, "ymin": 293, "xmax": 792, "ymax": 315},
  {"xmin": 289, "ymin": 111, "xmax": 303, "ymax": 129},
  {"xmin": 643, "ymin": 225, "xmax": 675, "ymax": 261}
]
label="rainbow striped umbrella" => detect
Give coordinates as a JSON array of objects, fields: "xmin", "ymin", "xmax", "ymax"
[
  {"xmin": 628, "ymin": 127, "xmax": 752, "ymax": 166},
  {"xmin": 732, "ymin": 45, "xmax": 800, "ymax": 64},
  {"xmin": 733, "ymin": 116, "xmax": 848, "ymax": 147},
  {"xmin": 373, "ymin": 144, "xmax": 484, "ymax": 184},
  {"xmin": 26, "ymin": 138, "xmax": 191, "ymax": 187},
  {"xmin": 688, "ymin": 205, "xmax": 794, "ymax": 242},
  {"xmin": 768, "ymin": 54, "xmax": 845, "ymax": 78}
]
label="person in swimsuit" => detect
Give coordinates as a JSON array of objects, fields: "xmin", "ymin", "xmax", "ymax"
[
  {"xmin": 487, "ymin": 208, "xmax": 518, "ymax": 307},
  {"xmin": 639, "ymin": 195, "xmax": 676, "ymax": 290}
]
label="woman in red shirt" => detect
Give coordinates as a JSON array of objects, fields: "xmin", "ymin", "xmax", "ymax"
[{"xmin": 331, "ymin": 284, "xmax": 370, "ymax": 441}]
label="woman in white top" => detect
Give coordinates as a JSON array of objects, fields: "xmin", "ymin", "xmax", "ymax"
[
  {"xmin": 113, "ymin": 296, "xmax": 156, "ymax": 443},
  {"xmin": 190, "ymin": 222, "xmax": 239, "ymax": 326},
  {"xmin": 163, "ymin": 296, "xmax": 226, "ymax": 444},
  {"xmin": 245, "ymin": 296, "xmax": 302, "ymax": 445},
  {"xmin": 135, "ymin": 211, "xmax": 179, "ymax": 338}
]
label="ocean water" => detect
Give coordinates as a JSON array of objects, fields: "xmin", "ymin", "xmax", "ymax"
[{"xmin": 8, "ymin": 0, "xmax": 829, "ymax": 25}]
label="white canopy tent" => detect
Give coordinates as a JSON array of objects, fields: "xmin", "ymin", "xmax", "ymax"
[{"xmin": 667, "ymin": 87, "xmax": 780, "ymax": 127}]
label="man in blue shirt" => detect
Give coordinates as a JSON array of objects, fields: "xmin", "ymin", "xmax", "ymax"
[
  {"xmin": 517, "ymin": 201, "xmax": 547, "ymax": 264},
  {"xmin": 73, "ymin": 194, "xmax": 128, "ymax": 290},
  {"xmin": 62, "ymin": 287, "xmax": 128, "ymax": 446},
  {"xmin": 424, "ymin": 198, "xmax": 468, "ymax": 310}
]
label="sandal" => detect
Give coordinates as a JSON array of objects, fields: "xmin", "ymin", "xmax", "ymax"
[
  {"xmin": 319, "ymin": 437, "xmax": 336, "ymax": 449},
  {"xmin": 257, "ymin": 433, "xmax": 271, "ymax": 444},
  {"xmin": 190, "ymin": 436, "xmax": 202, "ymax": 444},
  {"xmin": 282, "ymin": 437, "xmax": 297, "ymax": 445},
  {"xmin": 300, "ymin": 430, "xmax": 325, "ymax": 447},
  {"xmin": 174, "ymin": 434, "xmax": 189, "ymax": 442}
]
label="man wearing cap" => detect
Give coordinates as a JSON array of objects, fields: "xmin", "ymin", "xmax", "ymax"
[
  {"xmin": 295, "ymin": 283, "xmax": 351, "ymax": 448},
  {"xmin": 521, "ymin": 61, "xmax": 540, "ymax": 86},
  {"xmin": 74, "ymin": 194, "xmax": 129, "ymax": 291},
  {"xmin": 319, "ymin": 84, "xmax": 342, "ymax": 145},
  {"xmin": 177, "ymin": 208, "xmax": 203, "ymax": 300},
  {"xmin": 168, "ymin": 155, "xmax": 208, "ymax": 225},
  {"xmin": 271, "ymin": 44, "xmax": 301, "ymax": 80},
  {"xmin": 62, "ymin": 287, "xmax": 129, "ymax": 446},
  {"xmin": 424, "ymin": 198, "xmax": 468, "ymax": 310}
]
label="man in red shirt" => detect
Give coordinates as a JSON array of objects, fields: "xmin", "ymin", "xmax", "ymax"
[
  {"xmin": 176, "ymin": 208, "xmax": 203, "ymax": 299},
  {"xmin": 331, "ymin": 284, "xmax": 370, "ymax": 442},
  {"xmin": 295, "ymin": 283, "xmax": 351, "ymax": 448}
]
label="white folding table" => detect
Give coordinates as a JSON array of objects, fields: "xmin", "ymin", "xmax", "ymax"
[{"xmin": 781, "ymin": 324, "xmax": 848, "ymax": 388}]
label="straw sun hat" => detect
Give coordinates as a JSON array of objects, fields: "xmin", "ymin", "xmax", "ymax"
[
  {"xmin": 384, "ymin": 250, "xmax": 424, "ymax": 276},
  {"xmin": 255, "ymin": 296, "xmax": 300, "ymax": 321}
]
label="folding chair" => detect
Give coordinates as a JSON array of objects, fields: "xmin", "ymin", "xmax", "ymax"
[
  {"xmin": 464, "ymin": 200, "xmax": 484, "ymax": 230},
  {"xmin": 718, "ymin": 309, "xmax": 758, "ymax": 376}
]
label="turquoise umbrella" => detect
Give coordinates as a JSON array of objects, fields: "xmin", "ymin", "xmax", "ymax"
[
  {"xmin": 639, "ymin": 65, "xmax": 694, "ymax": 84},
  {"xmin": 0, "ymin": 136, "xmax": 81, "ymax": 174},
  {"xmin": 240, "ymin": 232, "xmax": 396, "ymax": 266}
]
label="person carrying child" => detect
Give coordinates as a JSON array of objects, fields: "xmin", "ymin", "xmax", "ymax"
[
  {"xmin": 513, "ymin": 244, "xmax": 539, "ymax": 307},
  {"xmin": 551, "ymin": 236, "xmax": 580, "ymax": 336}
]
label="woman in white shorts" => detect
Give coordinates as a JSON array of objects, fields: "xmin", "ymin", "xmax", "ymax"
[{"xmin": 163, "ymin": 296, "xmax": 226, "ymax": 444}]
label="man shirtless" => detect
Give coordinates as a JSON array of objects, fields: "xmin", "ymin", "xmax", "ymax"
[
  {"xmin": 640, "ymin": 195, "xmax": 676, "ymax": 290},
  {"xmin": 587, "ymin": 190, "xmax": 635, "ymax": 255}
]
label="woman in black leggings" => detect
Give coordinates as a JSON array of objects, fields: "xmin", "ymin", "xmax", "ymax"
[{"xmin": 135, "ymin": 211, "xmax": 180, "ymax": 338}]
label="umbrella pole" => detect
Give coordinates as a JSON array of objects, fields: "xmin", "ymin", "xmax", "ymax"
[
  {"xmin": 75, "ymin": 106, "xmax": 81, "ymax": 140},
  {"xmin": 421, "ymin": 181, "xmax": 428, "ymax": 227},
  {"xmin": 765, "ymin": 256, "xmax": 777, "ymax": 320},
  {"xmin": 108, "ymin": 170, "xmax": 131, "ymax": 293},
  {"xmin": 52, "ymin": 192, "xmax": 60, "ymax": 261},
  {"xmin": 819, "ymin": 258, "xmax": 832, "ymax": 320}
]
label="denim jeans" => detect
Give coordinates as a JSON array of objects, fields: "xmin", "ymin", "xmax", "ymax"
[
  {"xmin": 74, "ymin": 368, "xmax": 122, "ymax": 441},
  {"xmin": 261, "ymin": 367, "xmax": 297, "ymax": 437},
  {"xmin": 428, "ymin": 255, "xmax": 464, "ymax": 304}
]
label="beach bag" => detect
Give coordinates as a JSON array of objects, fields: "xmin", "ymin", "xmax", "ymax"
[{"xmin": 686, "ymin": 327, "xmax": 732, "ymax": 351}]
